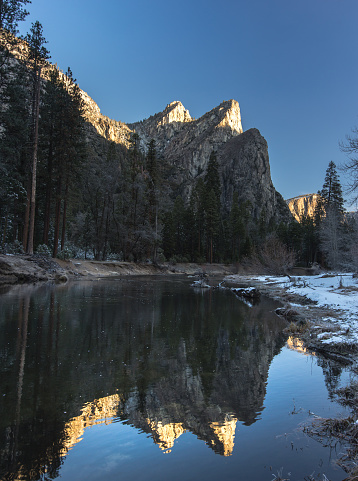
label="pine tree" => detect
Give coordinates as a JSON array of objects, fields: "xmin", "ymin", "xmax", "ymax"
[
  {"xmin": 0, "ymin": 2, "xmax": 31, "ymax": 248},
  {"xmin": 0, "ymin": 0, "xmax": 30, "ymax": 33},
  {"xmin": 0, "ymin": 0, "xmax": 30, "ymax": 88},
  {"xmin": 203, "ymin": 151, "xmax": 222, "ymax": 262},
  {"xmin": 204, "ymin": 151, "xmax": 221, "ymax": 201},
  {"xmin": 0, "ymin": 58, "xmax": 30, "ymax": 247},
  {"xmin": 190, "ymin": 178, "xmax": 206, "ymax": 260},
  {"xmin": 172, "ymin": 195, "xmax": 186, "ymax": 257},
  {"xmin": 205, "ymin": 189, "xmax": 220, "ymax": 263},
  {"xmin": 146, "ymin": 138, "xmax": 158, "ymax": 186},
  {"xmin": 318, "ymin": 161, "xmax": 346, "ymax": 268},
  {"xmin": 229, "ymin": 191, "xmax": 245, "ymax": 261},
  {"xmin": 38, "ymin": 67, "xmax": 85, "ymax": 256},
  {"xmin": 145, "ymin": 139, "xmax": 159, "ymax": 259},
  {"xmin": 125, "ymin": 133, "xmax": 147, "ymax": 261},
  {"xmin": 320, "ymin": 161, "xmax": 344, "ymax": 214},
  {"xmin": 22, "ymin": 20, "xmax": 50, "ymax": 254}
]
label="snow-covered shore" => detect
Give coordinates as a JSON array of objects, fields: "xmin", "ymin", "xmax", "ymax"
[{"xmin": 225, "ymin": 272, "xmax": 358, "ymax": 359}]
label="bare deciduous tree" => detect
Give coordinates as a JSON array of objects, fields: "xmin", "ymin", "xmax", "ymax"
[
  {"xmin": 244, "ymin": 234, "xmax": 296, "ymax": 275},
  {"xmin": 340, "ymin": 127, "xmax": 358, "ymax": 203}
]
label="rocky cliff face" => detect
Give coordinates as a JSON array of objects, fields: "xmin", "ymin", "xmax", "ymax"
[
  {"xmin": 126, "ymin": 99, "xmax": 289, "ymax": 222},
  {"xmin": 286, "ymin": 194, "xmax": 320, "ymax": 221},
  {"xmin": 46, "ymin": 85, "xmax": 291, "ymax": 224},
  {"xmin": 5, "ymin": 36, "xmax": 292, "ymax": 223},
  {"xmin": 129, "ymin": 99, "xmax": 243, "ymax": 156},
  {"xmin": 219, "ymin": 128, "xmax": 290, "ymax": 220},
  {"xmin": 80, "ymin": 90, "xmax": 132, "ymax": 146}
]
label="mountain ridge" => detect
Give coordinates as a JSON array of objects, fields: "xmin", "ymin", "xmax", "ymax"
[
  {"xmin": 3, "ymin": 34, "xmax": 293, "ymax": 228},
  {"xmin": 75, "ymin": 91, "xmax": 292, "ymax": 222}
]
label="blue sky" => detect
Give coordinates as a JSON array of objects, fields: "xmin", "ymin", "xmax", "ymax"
[{"xmin": 19, "ymin": 0, "xmax": 358, "ymax": 204}]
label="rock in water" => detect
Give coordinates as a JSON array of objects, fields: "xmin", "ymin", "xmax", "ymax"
[{"xmin": 231, "ymin": 287, "xmax": 261, "ymax": 299}]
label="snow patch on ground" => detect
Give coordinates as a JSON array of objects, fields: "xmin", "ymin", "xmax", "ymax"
[{"xmin": 226, "ymin": 273, "xmax": 358, "ymax": 348}]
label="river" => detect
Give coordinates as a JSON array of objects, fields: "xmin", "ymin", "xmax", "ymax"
[{"xmin": 0, "ymin": 276, "xmax": 352, "ymax": 480}]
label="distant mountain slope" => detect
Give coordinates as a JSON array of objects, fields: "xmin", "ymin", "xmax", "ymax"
[
  {"xmin": 4, "ymin": 34, "xmax": 292, "ymax": 224},
  {"xmin": 286, "ymin": 194, "xmax": 320, "ymax": 221}
]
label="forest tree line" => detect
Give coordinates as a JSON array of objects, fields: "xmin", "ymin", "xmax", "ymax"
[{"xmin": 1, "ymin": 1, "xmax": 358, "ymax": 271}]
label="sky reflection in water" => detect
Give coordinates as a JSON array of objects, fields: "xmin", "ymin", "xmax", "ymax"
[{"xmin": 0, "ymin": 277, "xmax": 351, "ymax": 480}]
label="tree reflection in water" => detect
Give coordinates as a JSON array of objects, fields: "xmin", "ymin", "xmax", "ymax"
[{"xmin": 0, "ymin": 278, "xmax": 344, "ymax": 480}]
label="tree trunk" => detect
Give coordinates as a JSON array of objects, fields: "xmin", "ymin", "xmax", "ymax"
[
  {"xmin": 60, "ymin": 179, "xmax": 69, "ymax": 251},
  {"xmin": 52, "ymin": 177, "xmax": 62, "ymax": 258},
  {"xmin": 27, "ymin": 67, "xmax": 41, "ymax": 254},
  {"xmin": 43, "ymin": 144, "xmax": 53, "ymax": 245},
  {"xmin": 2, "ymin": 211, "xmax": 8, "ymax": 249},
  {"xmin": 22, "ymin": 183, "xmax": 31, "ymax": 251}
]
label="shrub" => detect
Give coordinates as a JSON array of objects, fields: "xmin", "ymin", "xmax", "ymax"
[
  {"xmin": 244, "ymin": 235, "xmax": 296, "ymax": 275},
  {"xmin": 56, "ymin": 245, "xmax": 74, "ymax": 260},
  {"xmin": 3, "ymin": 240, "xmax": 24, "ymax": 254},
  {"xmin": 36, "ymin": 244, "xmax": 51, "ymax": 257}
]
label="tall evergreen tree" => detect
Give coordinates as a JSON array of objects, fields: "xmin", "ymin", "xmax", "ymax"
[
  {"xmin": 22, "ymin": 20, "xmax": 50, "ymax": 254},
  {"xmin": 205, "ymin": 189, "xmax": 221, "ymax": 263},
  {"xmin": 38, "ymin": 67, "xmax": 85, "ymax": 256},
  {"xmin": 125, "ymin": 133, "xmax": 147, "ymax": 261},
  {"xmin": 0, "ymin": 57, "xmax": 30, "ymax": 247},
  {"xmin": 145, "ymin": 138, "xmax": 159, "ymax": 259},
  {"xmin": 0, "ymin": 0, "xmax": 30, "ymax": 88},
  {"xmin": 0, "ymin": 1, "xmax": 31, "ymax": 247},
  {"xmin": 203, "ymin": 151, "xmax": 222, "ymax": 262},
  {"xmin": 204, "ymin": 151, "xmax": 221, "ymax": 201},
  {"xmin": 0, "ymin": 0, "xmax": 30, "ymax": 33},
  {"xmin": 190, "ymin": 178, "xmax": 206, "ymax": 260},
  {"xmin": 317, "ymin": 161, "xmax": 346, "ymax": 268},
  {"xmin": 320, "ymin": 161, "xmax": 344, "ymax": 214},
  {"xmin": 229, "ymin": 191, "xmax": 245, "ymax": 261},
  {"xmin": 146, "ymin": 138, "xmax": 158, "ymax": 186}
]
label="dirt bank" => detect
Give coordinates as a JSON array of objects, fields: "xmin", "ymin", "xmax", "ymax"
[
  {"xmin": 224, "ymin": 274, "xmax": 358, "ymax": 363},
  {"xmin": 0, "ymin": 253, "xmax": 233, "ymax": 286}
]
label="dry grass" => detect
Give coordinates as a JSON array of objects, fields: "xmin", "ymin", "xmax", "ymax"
[
  {"xmin": 335, "ymin": 382, "xmax": 358, "ymax": 408},
  {"xmin": 304, "ymin": 381, "xmax": 358, "ymax": 480},
  {"xmin": 338, "ymin": 286, "xmax": 358, "ymax": 294},
  {"xmin": 284, "ymin": 321, "xmax": 309, "ymax": 335},
  {"xmin": 305, "ymin": 416, "xmax": 358, "ymax": 477}
]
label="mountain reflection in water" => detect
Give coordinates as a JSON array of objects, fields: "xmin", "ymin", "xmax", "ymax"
[{"xmin": 0, "ymin": 277, "xmax": 289, "ymax": 479}]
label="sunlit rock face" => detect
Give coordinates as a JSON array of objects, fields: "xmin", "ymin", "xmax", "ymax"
[
  {"xmin": 153, "ymin": 100, "xmax": 245, "ymax": 203},
  {"xmin": 81, "ymin": 94, "xmax": 290, "ymax": 223},
  {"xmin": 80, "ymin": 90, "xmax": 132, "ymax": 146},
  {"xmin": 62, "ymin": 394, "xmax": 122, "ymax": 455},
  {"xmin": 119, "ymin": 342, "xmax": 240, "ymax": 457},
  {"xmin": 286, "ymin": 194, "xmax": 320, "ymax": 221},
  {"xmin": 129, "ymin": 99, "xmax": 242, "ymax": 153},
  {"xmin": 3, "ymin": 34, "xmax": 290, "ymax": 222},
  {"xmin": 126, "ymin": 100, "xmax": 289, "ymax": 222}
]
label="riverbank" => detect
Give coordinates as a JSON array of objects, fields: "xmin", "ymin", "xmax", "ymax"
[
  {"xmin": 0, "ymin": 253, "xmax": 233, "ymax": 286},
  {"xmin": 2, "ymin": 253, "xmax": 358, "ymax": 477},
  {"xmin": 224, "ymin": 272, "xmax": 358, "ymax": 480},
  {"xmin": 224, "ymin": 272, "xmax": 358, "ymax": 363},
  {"xmin": 2, "ymin": 254, "xmax": 358, "ymax": 357}
]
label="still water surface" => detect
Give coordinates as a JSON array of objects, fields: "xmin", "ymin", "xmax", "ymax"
[{"xmin": 0, "ymin": 276, "xmax": 352, "ymax": 480}]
